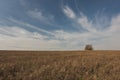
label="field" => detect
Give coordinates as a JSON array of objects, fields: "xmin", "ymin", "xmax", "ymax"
[{"xmin": 0, "ymin": 50, "xmax": 120, "ymax": 80}]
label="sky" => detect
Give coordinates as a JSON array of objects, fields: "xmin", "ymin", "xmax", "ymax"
[{"xmin": 0, "ymin": 0, "xmax": 120, "ymax": 50}]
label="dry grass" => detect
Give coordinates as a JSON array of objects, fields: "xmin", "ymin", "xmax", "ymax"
[{"xmin": 0, "ymin": 50, "xmax": 120, "ymax": 80}]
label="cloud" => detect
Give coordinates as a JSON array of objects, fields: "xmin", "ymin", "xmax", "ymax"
[
  {"xmin": 0, "ymin": 22, "xmax": 85, "ymax": 50},
  {"xmin": 0, "ymin": 25, "xmax": 48, "ymax": 40},
  {"xmin": 62, "ymin": 6, "xmax": 97, "ymax": 32},
  {"xmin": 63, "ymin": 6, "xmax": 76, "ymax": 19},
  {"xmin": 27, "ymin": 9, "xmax": 62, "ymax": 28},
  {"xmin": 8, "ymin": 18, "xmax": 55, "ymax": 36},
  {"xmin": 1, "ymin": 13, "xmax": 120, "ymax": 50},
  {"xmin": 27, "ymin": 9, "xmax": 54, "ymax": 24},
  {"xmin": 109, "ymin": 14, "xmax": 120, "ymax": 33},
  {"xmin": 77, "ymin": 13, "xmax": 97, "ymax": 32},
  {"xmin": 93, "ymin": 14, "xmax": 120, "ymax": 50},
  {"xmin": 61, "ymin": 6, "xmax": 120, "ymax": 50},
  {"xmin": 0, "ymin": 26, "xmax": 87, "ymax": 50},
  {"xmin": 28, "ymin": 9, "xmax": 54, "ymax": 22},
  {"xmin": 0, "ymin": 7, "xmax": 120, "ymax": 50},
  {"xmin": 0, "ymin": 25, "xmax": 61, "ymax": 50}
]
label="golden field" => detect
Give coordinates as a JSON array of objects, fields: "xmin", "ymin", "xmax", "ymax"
[{"xmin": 0, "ymin": 50, "xmax": 120, "ymax": 80}]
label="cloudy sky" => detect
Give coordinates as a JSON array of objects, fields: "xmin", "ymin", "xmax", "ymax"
[{"xmin": 0, "ymin": 0, "xmax": 120, "ymax": 50}]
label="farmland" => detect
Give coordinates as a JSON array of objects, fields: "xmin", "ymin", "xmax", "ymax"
[{"xmin": 0, "ymin": 50, "xmax": 120, "ymax": 80}]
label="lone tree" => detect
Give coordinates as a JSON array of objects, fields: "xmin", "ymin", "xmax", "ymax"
[{"xmin": 85, "ymin": 44, "xmax": 93, "ymax": 50}]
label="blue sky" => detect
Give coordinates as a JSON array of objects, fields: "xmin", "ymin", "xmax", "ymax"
[{"xmin": 0, "ymin": 0, "xmax": 120, "ymax": 50}]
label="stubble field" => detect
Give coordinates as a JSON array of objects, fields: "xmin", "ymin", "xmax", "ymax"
[{"xmin": 0, "ymin": 50, "xmax": 120, "ymax": 80}]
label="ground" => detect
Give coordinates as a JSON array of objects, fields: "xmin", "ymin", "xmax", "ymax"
[{"xmin": 0, "ymin": 50, "xmax": 120, "ymax": 80}]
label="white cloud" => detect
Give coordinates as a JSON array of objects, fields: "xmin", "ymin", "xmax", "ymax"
[
  {"xmin": 8, "ymin": 18, "xmax": 55, "ymax": 36},
  {"xmin": 77, "ymin": 13, "xmax": 97, "ymax": 32},
  {"xmin": 0, "ymin": 18, "xmax": 120, "ymax": 50},
  {"xmin": 62, "ymin": 5, "xmax": 120, "ymax": 50},
  {"xmin": 27, "ymin": 9, "xmax": 62, "ymax": 28},
  {"xmin": 28, "ymin": 9, "xmax": 54, "ymax": 22},
  {"xmin": 0, "ymin": 12, "xmax": 120, "ymax": 50},
  {"xmin": 62, "ymin": 6, "xmax": 97, "ymax": 32},
  {"xmin": 109, "ymin": 14, "xmax": 120, "ymax": 33},
  {"xmin": 63, "ymin": 6, "xmax": 76, "ymax": 19},
  {"xmin": 27, "ymin": 9, "xmax": 55, "ymax": 23},
  {"xmin": 0, "ymin": 38, "xmax": 61, "ymax": 50},
  {"xmin": 0, "ymin": 25, "xmax": 90, "ymax": 50},
  {"xmin": 0, "ymin": 25, "xmax": 62, "ymax": 50},
  {"xmin": 0, "ymin": 26, "xmax": 46, "ymax": 39}
]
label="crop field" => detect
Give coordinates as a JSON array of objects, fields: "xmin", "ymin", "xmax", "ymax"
[{"xmin": 0, "ymin": 50, "xmax": 120, "ymax": 80}]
